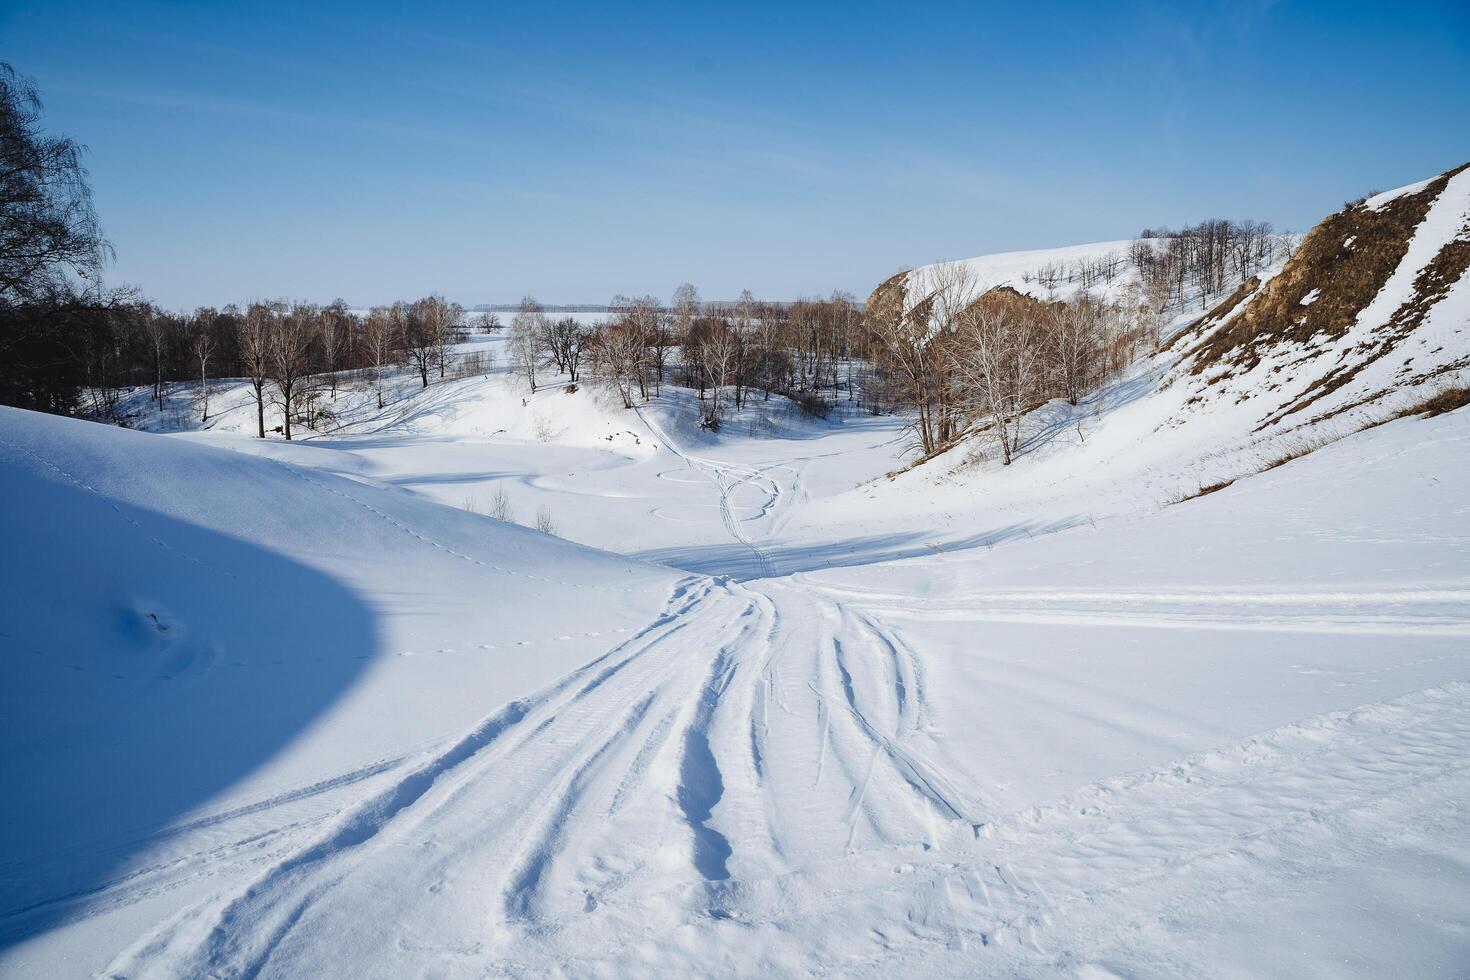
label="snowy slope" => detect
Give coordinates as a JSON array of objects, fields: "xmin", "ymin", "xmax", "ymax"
[
  {"xmin": 1171, "ymin": 160, "xmax": 1470, "ymax": 432},
  {"xmin": 7, "ymin": 395, "xmax": 1464, "ymax": 979},
  {"xmin": 0, "ymin": 407, "xmax": 678, "ymax": 973},
  {"xmin": 823, "ymin": 162, "xmax": 1470, "ymax": 557},
  {"xmin": 868, "ymin": 239, "xmax": 1151, "ymax": 336}
]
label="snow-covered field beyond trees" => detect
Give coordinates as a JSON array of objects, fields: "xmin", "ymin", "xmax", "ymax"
[{"xmin": 5, "ymin": 270, "xmax": 1470, "ymax": 974}]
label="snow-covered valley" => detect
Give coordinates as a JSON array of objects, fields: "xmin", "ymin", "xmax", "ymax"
[
  {"xmin": 4, "ymin": 319, "xmax": 1469, "ymax": 976},
  {"xmin": 7, "ymin": 2, "xmax": 1470, "ymax": 973}
]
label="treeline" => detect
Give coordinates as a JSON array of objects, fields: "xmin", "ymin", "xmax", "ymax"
[
  {"xmin": 1022, "ymin": 221, "xmax": 1290, "ymax": 312},
  {"xmin": 868, "ymin": 263, "xmax": 1150, "ymax": 461},
  {"xmin": 3, "ymin": 295, "xmax": 485, "ymax": 436},
  {"xmin": 507, "ymin": 287, "xmax": 868, "ymax": 429},
  {"xmin": 1, "ymin": 58, "xmax": 1296, "ymax": 467},
  {"xmin": 1132, "ymin": 219, "xmax": 1289, "ymax": 307}
]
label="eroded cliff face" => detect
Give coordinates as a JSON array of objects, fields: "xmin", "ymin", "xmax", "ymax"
[{"xmin": 1170, "ymin": 160, "xmax": 1470, "ymax": 428}]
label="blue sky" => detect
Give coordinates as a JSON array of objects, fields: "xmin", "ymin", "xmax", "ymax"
[{"xmin": 5, "ymin": 0, "xmax": 1467, "ymax": 309}]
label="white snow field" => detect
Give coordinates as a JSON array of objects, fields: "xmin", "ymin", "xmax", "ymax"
[
  {"xmin": 3, "ymin": 374, "xmax": 1468, "ymax": 977},
  {"xmin": 4, "ymin": 171, "xmax": 1470, "ymax": 974}
]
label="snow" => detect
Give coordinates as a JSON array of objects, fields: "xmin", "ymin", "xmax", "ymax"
[
  {"xmin": 4, "ymin": 237, "xmax": 1470, "ymax": 975},
  {"xmin": 1363, "ymin": 175, "xmax": 1437, "ymax": 211},
  {"xmin": 1352, "ymin": 166, "xmax": 1470, "ymax": 335},
  {"xmin": 903, "ymin": 238, "xmax": 1147, "ymax": 309}
]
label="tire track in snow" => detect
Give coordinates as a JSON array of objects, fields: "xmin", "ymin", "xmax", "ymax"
[
  {"xmin": 635, "ymin": 405, "xmax": 780, "ymax": 580},
  {"xmin": 104, "ymin": 576, "xmax": 727, "ymax": 977},
  {"xmin": 630, "ymin": 411, "xmax": 988, "ymax": 862},
  {"xmin": 534, "ymin": 681, "xmax": 1470, "ymax": 975}
]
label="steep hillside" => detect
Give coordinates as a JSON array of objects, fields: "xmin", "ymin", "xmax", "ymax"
[
  {"xmin": 841, "ymin": 163, "xmax": 1470, "ymax": 540},
  {"xmin": 1169, "ymin": 160, "xmax": 1470, "ymax": 431}
]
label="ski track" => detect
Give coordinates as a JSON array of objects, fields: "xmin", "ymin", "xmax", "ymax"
[{"xmin": 33, "ymin": 408, "xmax": 1469, "ymax": 977}]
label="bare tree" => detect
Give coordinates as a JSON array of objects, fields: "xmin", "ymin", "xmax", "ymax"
[
  {"xmin": 868, "ymin": 262, "xmax": 978, "ymax": 454},
  {"xmin": 545, "ymin": 316, "xmax": 588, "ymax": 383},
  {"xmin": 318, "ymin": 299, "xmax": 349, "ymax": 395},
  {"xmin": 268, "ymin": 302, "xmax": 316, "ymax": 440},
  {"xmin": 951, "ymin": 303, "xmax": 1041, "ymax": 465},
  {"xmin": 1048, "ymin": 293, "xmax": 1102, "ymax": 406},
  {"xmin": 702, "ymin": 318, "xmax": 739, "ymax": 426},
  {"xmin": 190, "ymin": 327, "xmax": 216, "ymax": 422},
  {"xmin": 1142, "ymin": 275, "xmax": 1170, "ymax": 350},
  {"xmin": 237, "ymin": 301, "xmax": 275, "ymax": 438},
  {"xmin": 671, "ymin": 282, "xmax": 699, "ymax": 335},
  {"xmin": 404, "ymin": 294, "xmax": 454, "ymax": 387},
  {"xmin": 362, "ymin": 305, "xmax": 398, "ymax": 409},
  {"xmin": 141, "ymin": 309, "xmax": 172, "ymax": 408},
  {"xmin": 509, "ymin": 296, "xmax": 546, "ymax": 392},
  {"xmin": 0, "ymin": 63, "xmax": 112, "ymax": 306},
  {"xmin": 609, "ymin": 295, "xmax": 663, "ymax": 396},
  {"xmin": 868, "ymin": 305, "xmax": 942, "ymax": 454},
  {"xmin": 589, "ymin": 318, "xmax": 646, "ymax": 408}
]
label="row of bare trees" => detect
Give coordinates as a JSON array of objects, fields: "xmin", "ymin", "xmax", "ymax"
[
  {"xmin": 55, "ymin": 295, "xmax": 472, "ymax": 436},
  {"xmin": 232, "ymin": 295, "xmax": 472, "ymax": 437},
  {"xmin": 867, "ymin": 263, "xmax": 1147, "ymax": 461},
  {"xmin": 1132, "ymin": 219, "xmax": 1290, "ymax": 307},
  {"xmin": 496, "ymin": 287, "xmax": 870, "ymax": 430}
]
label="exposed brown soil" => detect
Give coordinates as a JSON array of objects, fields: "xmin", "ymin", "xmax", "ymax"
[
  {"xmin": 961, "ymin": 284, "xmax": 1056, "ymax": 320},
  {"xmin": 1386, "ymin": 231, "xmax": 1470, "ymax": 338},
  {"xmin": 1266, "ymin": 216, "xmax": 1470, "ymax": 426},
  {"xmin": 865, "ymin": 270, "xmax": 910, "ymax": 327},
  {"xmin": 1186, "ymin": 161, "xmax": 1469, "ymax": 382},
  {"xmin": 1167, "ymin": 277, "xmax": 1260, "ymax": 353}
]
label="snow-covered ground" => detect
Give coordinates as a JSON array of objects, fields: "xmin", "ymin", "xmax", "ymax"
[{"xmin": 5, "ymin": 217, "xmax": 1470, "ymax": 977}]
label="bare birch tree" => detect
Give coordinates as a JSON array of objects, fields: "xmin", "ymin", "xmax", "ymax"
[
  {"xmin": 237, "ymin": 301, "xmax": 275, "ymax": 438},
  {"xmin": 509, "ymin": 296, "xmax": 545, "ymax": 392},
  {"xmin": 190, "ymin": 327, "xmax": 215, "ymax": 422}
]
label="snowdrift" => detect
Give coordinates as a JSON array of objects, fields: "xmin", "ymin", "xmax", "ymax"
[{"xmin": 0, "ymin": 406, "xmax": 678, "ymax": 958}]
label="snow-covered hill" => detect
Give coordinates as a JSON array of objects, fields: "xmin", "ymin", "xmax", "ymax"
[
  {"xmin": 0, "ymin": 407, "xmax": 678, "ymax": 970},
  {"xmin": 1169, "ymin": 160, "xmax": 1470, "ymax": 433},
  {"xmin": 867, "ymin": 239, "xmax": 1154, "ymax": 335},
  {"xmin": 883, "ymin": 238, "xmax": 1147, "ymax": 302},
  {"xmin": 829, "ymin": 162, "xmax": 1470, "ymax": 551}
]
